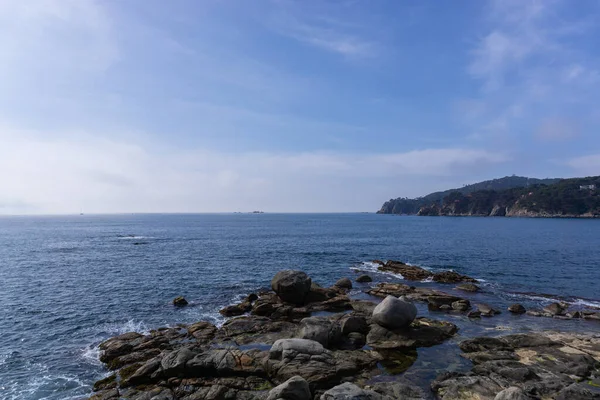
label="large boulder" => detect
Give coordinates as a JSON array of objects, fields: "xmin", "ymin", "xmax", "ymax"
[
  {"xmin": 372, "ymin": 296, "xmax": 417, "ymax": 329},
  {"xmin": 266, "ymin": 376, "xmax": 311, "ymax": 400},
  {"xmin": 320, "ymin": 382, "xmax": 384, "ymax": 400},
  {"xmin": 271, "ymin": 270, "xmax": 312, "ymax": 305},
  {"xmin": 296, "ymin": 316, "xmax": 341, "ymax": 348}
]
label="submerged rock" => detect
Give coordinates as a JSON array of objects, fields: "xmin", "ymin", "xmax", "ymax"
[
  {"xmin": 456, "ymin": 283, "xmax": 481, "ymax": 292},
  {"xmin": 356, "ymin": 274, "xmax": 373, "ymax": 283},
  {"xmin": 271, "ymin": 270, "xmax": 312, "ymax": 305},
  {"xmin": 367, "ymin": 317, "xmax": 458, "ymax": 350},
  {"xmin": 476, "ymin": 303, "xmax": 501, "ymax": 317},
  {"xmin": 371, "ymin": 296, "xmax": 417, "ymax": 329}
]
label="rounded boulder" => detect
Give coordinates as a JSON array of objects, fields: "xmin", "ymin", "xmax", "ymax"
[
  {"xmin": 372, "ymin": 295, "xmax": 417, "ymax": 330},
  {"xmin": 271, "ymin": 270, "xmax": 312, "ymax": 305}
]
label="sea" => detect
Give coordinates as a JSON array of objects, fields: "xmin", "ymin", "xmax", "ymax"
[{"xmin": 1, "ymin": 213, "xmax": 599, "ymax": 399}]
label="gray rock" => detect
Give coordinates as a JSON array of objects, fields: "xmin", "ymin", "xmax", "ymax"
[
  {"xmin": 334, "ymin": 278, "xmax": 353, "ymax": 289},
  {"xmin": 297, "ymin": 317, "xmax": 341, "ymax": 348},
  {"xmin": 266, "ymin": 376, "xmax": 311, "ymax": 400},
  {"xmin": 320, "ymin": 382, "xmax": 384, "ymax": 400},
  {"xmin": 270, "ymin": 338, "xmax": 327, "ymax": 359},
  {"xmin": 476, "ymin": 303, "xmax": 500, "ymax": 316},
  {"xmin": 356, "ymin": 274, "xmax": 373, "ymax": 283},
  {"xmin": 495, "ymin": 387, "xmax": 531, "ymax": 400},
  {"xmin": 160, "ymin": 347, "xmax": 196, "ymax": 375},
  {"xmin": 271, "ymin": 270, "xmax": 312, "ymax": 305},
  {"xmin": 340, "ymin": 315, "xmax": 369, "ymax": 335},
  {"xmin": 371, "ymin": 296, "xmax": 417, "ymax": 329}
]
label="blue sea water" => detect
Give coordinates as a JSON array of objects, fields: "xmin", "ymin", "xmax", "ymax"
[{"xmin": 1, "ymin": 214, "xmax": 599, "ymax": 399}]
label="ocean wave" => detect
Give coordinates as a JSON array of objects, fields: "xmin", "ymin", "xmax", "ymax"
[
  {"xmin": 351, "ymin": 261, "xmax": 405, "ymax": 279},
  {"xmin": 505, "ymin": 291, "xmax": 600, "ymax": 309},
  {"xmin": 117, "ymin": 235, "xmax": 154, "ymax": 240}
]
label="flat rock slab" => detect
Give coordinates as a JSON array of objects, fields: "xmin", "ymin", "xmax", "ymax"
[{"xmin": 433, "ymin": 331, "xmax": 600, "ymax": 400}]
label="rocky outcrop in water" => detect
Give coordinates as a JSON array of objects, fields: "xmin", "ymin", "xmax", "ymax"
[
  {"xmin": 374, "ymin": 260, "xmax": 478, "ymax": 283},
  {"xmin": 90, "ymin": 268, "xmax": 600, "ymax": 400}
]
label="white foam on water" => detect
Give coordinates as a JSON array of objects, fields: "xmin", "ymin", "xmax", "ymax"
[
  {"xmin": 117, "ymin": 235, "xmax": 154, "ymax": 240},
  {"xmin": 352, "ymin": 261, "xmax": 405, "ymax": 279},
  {"xmin": 81, "ymin": 345, "xmax": 102, "ymax": 366}
]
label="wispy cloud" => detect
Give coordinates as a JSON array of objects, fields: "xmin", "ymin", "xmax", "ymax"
[
  {"xmin": 461, "ymin": 0, "xmax": 600, "ymax": 144},
  {"xmin": 267, "ymin": 2, "xmax": 378, "ymax": 58},
  {"xmin": 566, "ymin": 154, "xmax": 600, "ymax": 176}
]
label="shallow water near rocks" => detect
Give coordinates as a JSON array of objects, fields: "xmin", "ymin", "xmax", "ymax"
[{"xmin": 1, "ymin": 213, "xmax": 599, "ymax": 399}]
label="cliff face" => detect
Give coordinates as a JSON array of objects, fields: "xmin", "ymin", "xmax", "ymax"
[{"xmin": 383, "ymin": 176, "xmax": 600, "ymax": 218}]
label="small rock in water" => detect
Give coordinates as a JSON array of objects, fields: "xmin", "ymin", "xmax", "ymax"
[
  {"xmin": 543, "ymin": 302, "xmax": 568, "ymax": 316},
  {"xmin": 452, "ymin": 300, "xmax": 471, "ymax": 311},
  {"xmin": 455, "ymin": 283, "xmax": 480, "ymax": 292},
  {"xmin": 467, "ymin": 310, "xmax": 482, "ymax": 318},
  {"xmin": 508, "ymin": 304, "xmax": 526, "ymax": 314},
  {"xmin": 172, "ymin": 296, "xmax": 188, "ymax": 307},
  {"xmin": 266, "ymin": 375, "xmax": 311, "ymax": 400},
  {"xmin": 476, "ymin": 303, "xmax": 500, "ymax": 317},
  {"xmin": 372, "ymin": 295, "xmax": 417, "ymax": 329},
  {"xmin": 356, "ymin": 274, "xmax": 373, "ymax": 283},
  {"xmin": 334, "ymin": 277, "xmax": 353, "ymax": 289}
]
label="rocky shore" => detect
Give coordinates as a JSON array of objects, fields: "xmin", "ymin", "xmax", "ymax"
[{"xmin": 90, "ymin": 262, "xmax": 600, "ymax": 400}]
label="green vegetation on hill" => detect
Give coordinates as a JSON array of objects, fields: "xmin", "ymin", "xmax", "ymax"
[{"xmin": 378, "ymin": 176, "xmax": 600, "ymax": 217}]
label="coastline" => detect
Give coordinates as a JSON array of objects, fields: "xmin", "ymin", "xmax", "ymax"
[{"xmin": 89, "ymin": 262, "xmax": 600, "ymax": 400}]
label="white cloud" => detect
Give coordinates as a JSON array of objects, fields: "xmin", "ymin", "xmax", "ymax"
[
  {"xmin": 566, "ymin": 154, "xmax": 600, "ymax": 176},
  {"xmin": 0, "ymin": 126, "xmax": 507, "ymax": 214}
]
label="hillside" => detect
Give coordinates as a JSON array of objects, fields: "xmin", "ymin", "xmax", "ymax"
[
  {"xmin": 378, "ymin": 176, "xmax": 560, "ymax": 215},
  {"xmin": 378, "ymin": 176, "xmax": 600, "ymax": 217}
]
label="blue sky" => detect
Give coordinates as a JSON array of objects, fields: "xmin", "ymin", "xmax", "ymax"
[{"xmin": 0, "ymin": 0, "xmax": 599, "ymax": 213}]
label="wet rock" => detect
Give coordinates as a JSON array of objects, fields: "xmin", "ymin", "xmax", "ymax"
[
  {"xmin": 320, "ymin": 382, "xmax": 384, "ymax": 400},
  {"xmin": 543, "ymin": 302, "xmax": 568, "ymax": 316},
  {"xmin": 494, "ymin": 387, "xmax": 531, "ymax": 400},
  {"xmin": 456, "ymin": 283, "xmax": 480, "ymax": 292},
  {"xmin": 428, "ymin": 294, "xmax": 464, "ymax": 311},
  {"xmin": 555, "ymin": 383, "xmax": 600, "ymax": 399},
  {"xmin": 271, "ymin": 270, "xmax": 312, "ymax": 305},
  {"xmin": 377, "ymin": 260, "xmax": 432, "ymax": 280},
  {"xmin": 440, "ymin": 304, "xmax": 452, "ymax": 311},
  {"xmin": 297, "ymin": 316, "xmax": 341, "ymax": 348},
  {"xmin": 467, "ymin": 310, "xmax": 482, "ymax": 318},
  {"xmin": 476, "ymin": 303, "xmax": 501, "ymax": 317},
  {"xmin": 219, "ymin": 294, "xmax": 258, "ymax": 317},
  {"xmin": 433, "ymin": 270, "xmax": 478, "ymax": 284},
  {"xmin": 371, "ymin": 296, "xmax": 417, "ymax": 329},
  {"xmin": 334, "ymin": 278, "xmax": 352, "ymax": 290},
  {"xmin": 93, "ymin": 374, "xmax": 117, "ymax": 392},
  {"xmin": 508, "ymin": 304, "xmax": 526, "ymax": 314},
  {"xmin": 356, "ymin": 274, "xmax": 373, "ymax": 283},
  {"xmin": 340, "ymin": 332, "xmax": 366, "ymax": 350},
  {"xmin": 90, "ymin": 388, "xmax": 120, "ymax": 400},
  {"xmin": 350, "ymin": 300, "xmax": 377, "ymax": 316},
  {"xmin": 266, "ymin": 375, "xmax": 311, "ymax": 400},
  {"xmin": 173, "ymin": 296, "xmax": 188, "ymax": 307},
  {"xmin": 367, "ymin": 317, "xmax": 458, "ymax": 350},
  {"xmin": 452, "ymin": 299, "xmax": 471, "ymax": 311}
]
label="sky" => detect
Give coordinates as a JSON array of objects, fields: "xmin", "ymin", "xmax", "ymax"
[{"xmin": 0, "ymin": 0, "xmax": 599, "ymax": 214}]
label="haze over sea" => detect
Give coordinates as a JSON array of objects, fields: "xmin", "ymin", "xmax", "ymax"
[{"xmin": 1, "ymin": 213, "xmax": 599, "ymax": 399}]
